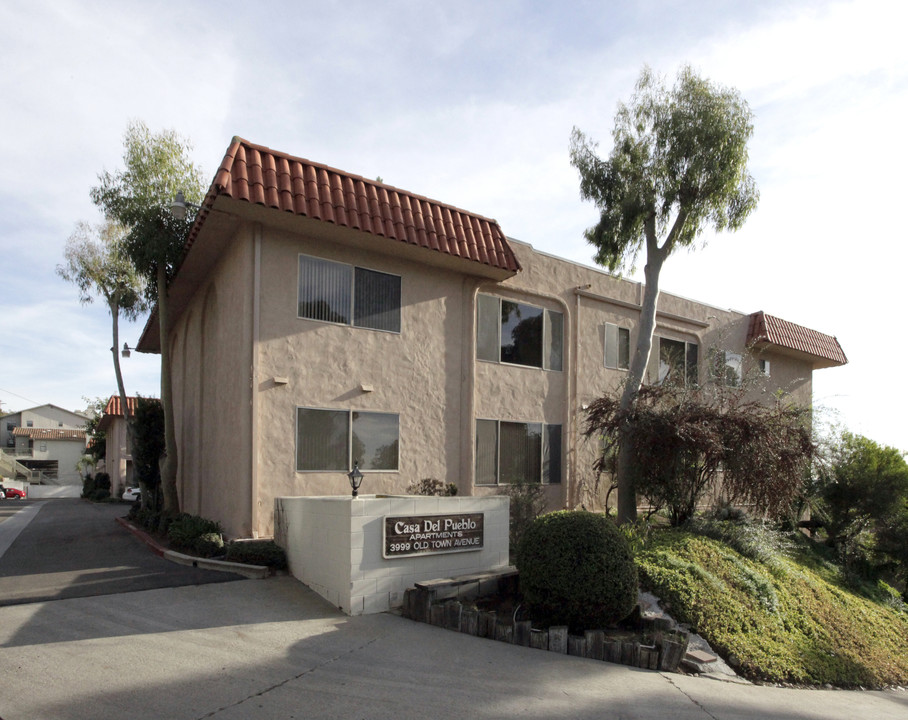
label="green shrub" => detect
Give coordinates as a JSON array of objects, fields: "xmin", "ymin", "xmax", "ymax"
[
  {"xmin": 406, "ymin": 478, "xmax": 458, "ymax": 496},
  {"xmin": 226, "ymin": 540, "xmax": 288, "ymax": 569},
  {"xmin": 192, "ymin": 532, "xmax": 225, "ymax": 558},
  {"xmin": 90, "ymin": 488, "xmax": 111, "ymax": 502},
  {"xmin": 687, "ymin": 517, "xmax": 794, "ymax": 566},
  {"xmin": 516, "ymin": 510, "xmax": 638, "ymax": 633},
  {"xmin": 131, "ymin": 506, "xmax": 161, "ymax": 532},
  {"xmin": 167, "ymin": 514, "xmax": 223, "ymax": 553},
  {"xmin": 503, "ymin": 477, "xmax": 547, "ymax": 552},
  {"xmin": 81, "ymin": 473, "xmax": 96, "ymax": 499},
  {"xmin": 94, "ymin": 472, "xmax": 111, "ymax": 492}
]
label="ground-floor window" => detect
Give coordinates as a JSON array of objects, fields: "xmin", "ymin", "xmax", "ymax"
[
  {"xmin": 296, "ymin": 407, "xmax": 399, "ymax": 472},
  {"xmin": 475, "ymin": 419, "xmax": 561, "ymax": 485}
]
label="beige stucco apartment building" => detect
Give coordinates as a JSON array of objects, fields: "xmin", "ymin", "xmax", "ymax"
[{"xmin": 138, "ymin": 138, "xmax": 846, "ymax": 539}]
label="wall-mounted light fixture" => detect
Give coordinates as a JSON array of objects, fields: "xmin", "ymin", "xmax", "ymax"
[
  {"xmin": 121, "ymin": 343, "xmax": 134, "ymax": 359},
  {"xmin": 169, "ymin": 191, "xmax": 205, "ymax": 221}
]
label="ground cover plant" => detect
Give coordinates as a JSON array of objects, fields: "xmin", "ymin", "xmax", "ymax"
[{"xmin": 636, "ymin": 527, "xmax": 908, "ymax": 687}]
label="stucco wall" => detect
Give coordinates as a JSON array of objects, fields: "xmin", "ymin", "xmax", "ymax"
[
  {"xmin": 103, "ymin": 416, "xmax": 132, "ymax": 497},
  {"xmin": 252, "ymin": 226, "xmax": 475, "ymax": 536},
  {"xmin": 171, "ymin": 224, "xmax": 255, "ymax": 537}
]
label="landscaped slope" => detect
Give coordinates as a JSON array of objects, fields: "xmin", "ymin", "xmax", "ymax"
[{"xmin": 636, "ymin": 531, "xmax": 908, "ymax": 687}]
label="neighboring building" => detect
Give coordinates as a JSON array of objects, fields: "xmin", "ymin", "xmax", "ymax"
[
  {"xmin": 96, "ymin": 396, "xmax": 140, "ymax": 498},
  {"xmin": 0, "ymin": 404, "xmax": 89, "ymax": 484},
  {"xmin": 137, "ymin": 138, "xmax": 847, "ymax": 539}
]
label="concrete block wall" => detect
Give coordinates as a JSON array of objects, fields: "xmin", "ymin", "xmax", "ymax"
[{"xmin": 275, "ymin": 495, "xmax": 510, "ymax": 615}]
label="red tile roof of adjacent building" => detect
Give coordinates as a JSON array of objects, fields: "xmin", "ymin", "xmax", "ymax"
[
  {"xmin": 747, "ymin": 312, "xmax": 847, "ymax": 368},
  {"xmin": 185, "ymin": 137, "xmax": 521, "ymax": 274},
  {"xmin": 12, "ymin": 428, "xmax": 87, "ymax": 441},
  {"xmin": 97, "ymin": 396, "xmax": 145, "ymax": 432},
  {"xmin": 102, "ymin": 396, "xmax": 140, "ymax": 417}
]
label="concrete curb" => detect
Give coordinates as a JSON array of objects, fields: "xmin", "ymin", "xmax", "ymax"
[
  {"xmin": 164, "ymin": 549, "xmax": 270, "ymax": 579},
  {"xmin": 115, "ymin": 516, "xmax": 269, "ymax": 579}
]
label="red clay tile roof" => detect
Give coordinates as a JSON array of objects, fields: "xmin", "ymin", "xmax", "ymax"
[
  {"xmin": 97, "ymin": 396, "xmax": 145, "ymax": 432},
  {"xmin": 747, "ymin": 312, "xmax": 847, "ymax": 368},
  {"xmin": 185, "ymin": 138, "xmax": 521, "ymax": 274},
  {"xmin": 12, "ymin": 428, "xmax": 87, "ymax": 441},
  {"xmin": 102, "ymin": 396, "xmax": 139, "ymax": 417}
]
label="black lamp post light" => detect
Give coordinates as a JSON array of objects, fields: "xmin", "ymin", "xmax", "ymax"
[{"xmin": 347, "ymin": 463, "xmax": 364, "ymax": 498}]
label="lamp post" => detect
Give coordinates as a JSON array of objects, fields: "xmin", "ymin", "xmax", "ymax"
[{"xmin": 347, "ymin": 463, "xmax": 364, "ymax": 498}]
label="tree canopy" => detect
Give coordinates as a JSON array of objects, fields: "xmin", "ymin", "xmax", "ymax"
[
  {"xmin": 570, "ymin": 64, "xmax": 759, "ymax": 274},
  {"xmin": 57, "ymin": 220, "xmax": 147, "ymax": 318},
  {"xmin": 570, "ymin": 65, "xmax": 759, "ymax": 523},
  {"xmin": 57, "ymin": 220, "xmax": 149, "ymax": 443},
  {"xmin": 90, "ymin": 120, "xmax": 205, "ymax": 301}
]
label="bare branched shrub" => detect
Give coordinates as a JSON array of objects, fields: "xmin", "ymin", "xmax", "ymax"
[{"xmin": 584, "ymin": 384, "xmax": 813, "ymax": 525}]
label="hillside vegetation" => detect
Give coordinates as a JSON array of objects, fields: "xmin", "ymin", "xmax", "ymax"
[{"xmin": 635, "ymin": 528, "xmax": 908, "ymax": 688}]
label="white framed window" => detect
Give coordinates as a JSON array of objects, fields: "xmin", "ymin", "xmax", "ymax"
[
  {"xmin": 604, "ymin": 323, "xmax": 630, "ymax": 370},
  {"xmin": 759, "ymin": 358, "xmax": 771, "ymax": 377},
  {"xmin": 476, "ymin": 294, "xmax": 563, "ymax": 371},
  {"xmin": 475, "ymin": 418, "xmax": 562, "ymax": 485},
  {"xmin": 296, "ymin": 407, "xmax": 399, "ymax": 472},
  {"xmin": 298, "ymin": 254, "xmax": 401, "ymax": 333},
  {"xmin": 711, "ymin": 350, "xmax": 743, "ymax": 387},
  {"xmin": 648, "ymin": 337, "xmax": 699, "ymax": 386}
]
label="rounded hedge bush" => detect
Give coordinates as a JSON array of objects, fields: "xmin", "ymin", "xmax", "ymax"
[{"xmin": 516, "ymin": 510, "xmax": 638, "ymax": 632}]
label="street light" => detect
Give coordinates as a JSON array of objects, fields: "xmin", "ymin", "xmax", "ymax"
[
  {"xmin": 347, "ymin": 463, "xmax": 364, "ymax": 498},
  {"xmin": 169, "ymin": 191, "xmax": 204, "ymax": 221},
  {"xmin": 121, "ymin": 343, "xmax": 134, "ymax": 359}
]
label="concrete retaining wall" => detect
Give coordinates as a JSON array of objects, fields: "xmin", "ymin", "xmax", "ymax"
[{"xmin": 275, "ymin": 494, "xmax": 510, "ymax": 615}]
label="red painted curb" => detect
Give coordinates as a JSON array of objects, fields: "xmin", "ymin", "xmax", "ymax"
[{"xmin": 115, "ymin": 516, "xmax": 167, "ymax": 557}]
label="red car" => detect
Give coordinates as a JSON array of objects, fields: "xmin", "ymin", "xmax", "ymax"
[{"xmin": 0, "ymin": 485, "xmax": 26, "ymax": 499}]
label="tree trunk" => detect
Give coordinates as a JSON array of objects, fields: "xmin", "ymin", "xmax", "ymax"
[
  {"xmin": 157, "ymin": 263, "xmax": 180, "ymax": 516},
  {"xmin": 109, "ymin": 298, "xmax": 140, "ymax": 506},
  {"xmin": 614, "ymin": 236, "xmax": 667, "ymax": 524}
]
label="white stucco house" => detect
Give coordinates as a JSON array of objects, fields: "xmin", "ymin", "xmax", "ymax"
[{"xmin": 1, "ymin": 404, "xmax": 89, "ymax": 485}]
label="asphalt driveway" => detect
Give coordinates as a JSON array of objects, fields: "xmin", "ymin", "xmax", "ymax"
[{"xmin": 0, "ymin": 498, "xmax": 241, "ymax": 606}]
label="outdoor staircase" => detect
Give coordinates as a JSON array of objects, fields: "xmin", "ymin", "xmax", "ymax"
[{"xmin": 0, "ymin": 451, "xmax": 41, "ymax": 481}]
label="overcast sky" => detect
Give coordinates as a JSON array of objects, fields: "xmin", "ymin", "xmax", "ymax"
[{"xmin": 1, "ymin": 0, "xmax": 905, "ymax": 450}]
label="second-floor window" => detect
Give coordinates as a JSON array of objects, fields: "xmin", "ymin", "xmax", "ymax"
[
  {"xmin": 476, "ymin": 294, "xmax": 563, "ymax": 371},
  {"xmin": 711, "ymin": 349, "xmax": 743, "ymax": 387},
  {"xmin": 298, "ymin": 254, "xmax": 401, "ymax": 333},
  {"xmin": 648, "ymin": 336, "xmax": 699, "ymax": 386},
  {"xmin": 604, "ymin": 323, "xmax": 630, "ymax": 370}
]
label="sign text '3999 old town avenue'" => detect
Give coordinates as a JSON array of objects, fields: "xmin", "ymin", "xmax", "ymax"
[{"xmin": 383, "ymin": 513, "xmax": 484, "ymax": 558}]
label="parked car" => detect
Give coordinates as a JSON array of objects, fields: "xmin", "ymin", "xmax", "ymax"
[
  {"xmin": 121, "ymin": 486, "xmax": 141, "ymax": 502},
  {"xmin": 0, "ymin": 485, "xmax": 26, "ymax": 499}
]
